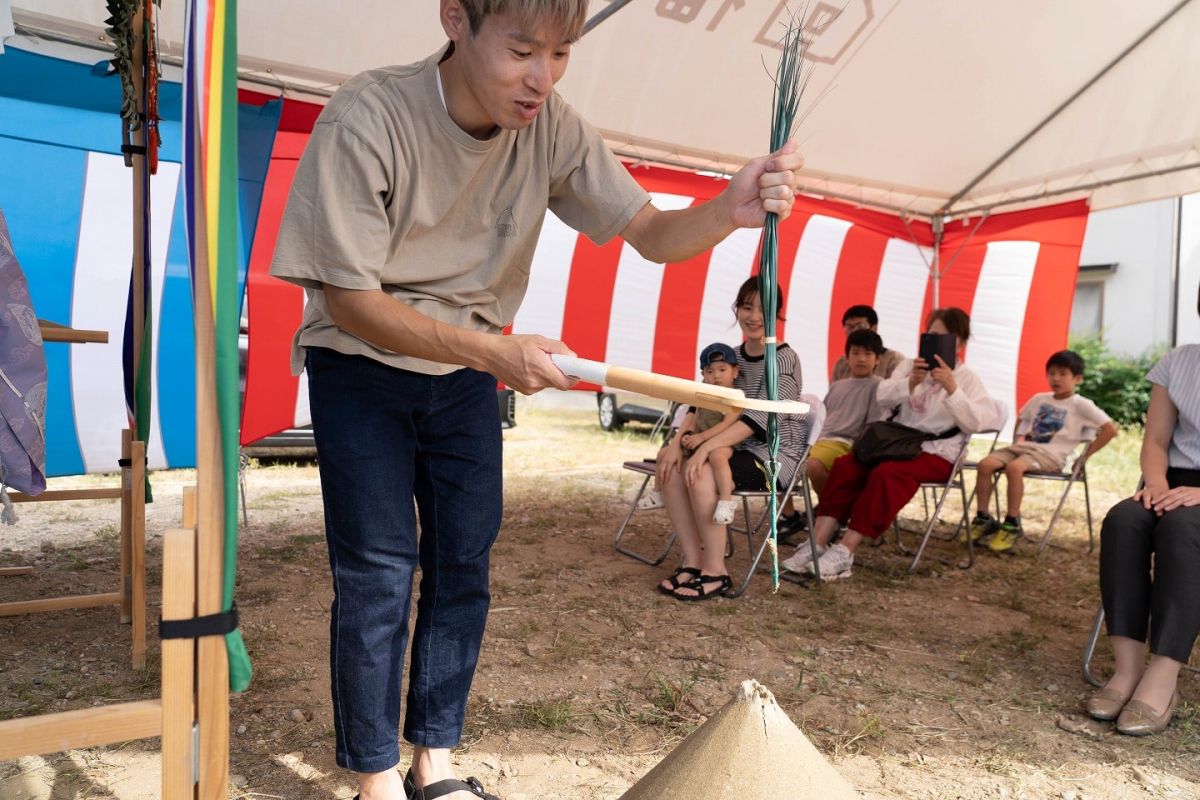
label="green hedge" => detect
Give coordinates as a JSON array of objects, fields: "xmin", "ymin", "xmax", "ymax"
[{"xmin": 1068, "ymin": 336, "xmax": 1165, "ymax": 427}]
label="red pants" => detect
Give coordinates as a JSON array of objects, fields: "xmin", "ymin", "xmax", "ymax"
[{"xmin": 816, "ymin": 453, "xmax": 954, "ymax": 539}]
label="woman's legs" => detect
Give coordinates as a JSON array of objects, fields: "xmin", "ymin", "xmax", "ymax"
[
  {"xmin": 660, "ymin": 460, "xmax": 703, "ymax": 591},
  {"xmin": 673, "ymin": 459, "xmax": 731, "ymax": 597},
  {"xmin": 1133, "ymin": 506, "xmax": 1200, "ymax": 712},
  {"xmin": 1099, "ymin": 499, "xmax": 1157, "ymax": 697}
]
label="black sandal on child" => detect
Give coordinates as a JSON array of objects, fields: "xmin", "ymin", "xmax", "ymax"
[
  {"xmin": 404, "ymin": 769, "xmax": 500, "ymax": 800},
  {"xmin": 657, "ymin": 566, "xmax": 701, "ymax": 596},
  {"xmin": 671, "ymin": 573, "xmax": 732, "ymax": 601}
]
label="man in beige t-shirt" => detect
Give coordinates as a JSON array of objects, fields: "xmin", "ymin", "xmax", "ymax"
[{"xmin": 270, "ymin": 3, "xmax": 803, "ymax": 798}]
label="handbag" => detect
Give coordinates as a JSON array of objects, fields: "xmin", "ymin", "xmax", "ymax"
[{"xmin": 852, "ymin": 418, "xmax": 960, "ymax": 465}]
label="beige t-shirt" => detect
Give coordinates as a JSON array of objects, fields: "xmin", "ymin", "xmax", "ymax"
[{"xmin": 270, "ymin": 47, "xmax": 650, "ymax": 375}]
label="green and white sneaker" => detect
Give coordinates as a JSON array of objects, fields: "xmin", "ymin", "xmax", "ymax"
[
  {"xmin": 966, "ymin": 514, "xmax": 999, "ymax": 543},
  {"xmin": 988, "ymin": 520, "xmax": 1024, "ymax": 553}
]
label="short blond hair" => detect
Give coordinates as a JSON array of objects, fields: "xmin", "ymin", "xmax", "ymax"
[{"xmin": 460, "ymin": 0, "xmax": 589, "ymax": 42}]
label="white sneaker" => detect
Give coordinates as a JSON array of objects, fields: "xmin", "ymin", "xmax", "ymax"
[
  {"xmin": 780, "ymin": 541, "xmax": 825, "ymax": 573},
  {"xmin": 805, "ymin": 542, "xmax": 854, "ymax": 581},
  {"xmin": 636, "ymin": 490, "xmax": 664, "ymax": 511},
  {"xmin": 712, "ymin": 499, "xmax": 737, "ymax": 525}
]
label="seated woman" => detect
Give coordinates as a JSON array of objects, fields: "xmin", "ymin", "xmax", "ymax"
[
  {"xmin": 781, "ymin": 307, "xmax": 992, "ymax": 581},
  {"xmin": 656, "ymin": 276, "xmax": 806, "ymax": 601},
  {"xmin": 1087, "ymin": 341, "xmax": 1200, "ymax": 735}
]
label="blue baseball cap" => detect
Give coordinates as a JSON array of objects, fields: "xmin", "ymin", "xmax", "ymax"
[{"xmin": 699, "ymin": 342, "xmax": 738, "ymax": 369}]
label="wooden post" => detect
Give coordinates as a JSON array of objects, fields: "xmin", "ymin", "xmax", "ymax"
[
  {"xmin": 130, "ymin": 438, "xmax": 147, "ymax": 670},
  {"xmin": 183, "ymin": 485, "xmax": 198, "ymax": 529},
  {"xmin": 0, "ymin": 566, "xmax": 33, "ymax": 577},
  {"xmin": 161, "ymin": 527, "xmax": 197, "ymax": 799},
  {"xmin": 120, "ymin": 428, "xmax": 133, "ymax": 623}
]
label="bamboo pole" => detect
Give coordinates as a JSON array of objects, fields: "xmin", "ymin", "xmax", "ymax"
[
  {"xmin": 0, "ymin": 701, "xmax": 163, "ymax": 760},
  {"xmin": 130, "ymin": 438, "xmax": 147, "ymax": 670},
  {"xmin": 161, "ymin": 526, "xmax": 197, "ymax": 799},
  {"xmin": 192, "ymin": 115, "xmax": 231, "ymax": 800},
  {"xmin": 0, "ymin": 566, "xmax": 34, "ymax": 577}
]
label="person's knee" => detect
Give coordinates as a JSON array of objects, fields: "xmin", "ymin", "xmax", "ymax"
[
  {"xmin": 1155, "ymin": 511, "xmax": 1200, "ymax": 555},
  {"xmin": 1100, "ymin": 498, "xmax": 1155, "ymax": 540},
  {"xmin": 977, "ymin": 457, "xmax": 1001, "ymax": 475},
  {"xmin": 1003, "ymin": 460, "xmax": 1027, "ymax": 478}
]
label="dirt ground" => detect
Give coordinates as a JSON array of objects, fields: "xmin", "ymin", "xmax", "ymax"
[{"xmin": 2, "ymin": 400, "xmax": 1198, "ymax": 800}]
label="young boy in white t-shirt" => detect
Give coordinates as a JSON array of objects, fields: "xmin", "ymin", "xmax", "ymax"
[{"xmin": 970, "ymin": 350, "xmax": 1118, "ymax": 552}]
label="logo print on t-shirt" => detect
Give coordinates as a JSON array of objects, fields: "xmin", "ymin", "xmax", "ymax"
[
  {"xmin": 1026, "ymin": 404, "xmax": 1068, "ymax": 444},
  {"xmin": 496, "ymin": 206, "xmax": 517, "ymax": 238}
]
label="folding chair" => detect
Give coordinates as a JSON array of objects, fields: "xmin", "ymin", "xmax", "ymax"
[
  {"xmin": 613, "ymin": 404, "xmax": 689, "ymax": 565},
  {"xmin": 1081, "ymin": 605, "xmax": 1200, "ymax": 687},
  {"xmin": 726, "ymin": 393, "xmax": 825, "ymax": 596},
  {"xmin": 1014, "ymin": 439, "xmax": 1097, "ymax": 554},
  {"xmin": 897, "ymin": 398, "xmax": 1009, "ymax": 573}
]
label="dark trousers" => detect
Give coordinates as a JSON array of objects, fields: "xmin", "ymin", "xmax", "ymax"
[
  {"xmin": 306, "ymin": 347, "xmax": 502, "ymax": 772},
  {"xmin": 1100, "ymin": 498, "xmax": 1200, "ymax": 663},
  {"xmin": 815, "ymin": 453, "xmax": 954, "ymax": 539}
]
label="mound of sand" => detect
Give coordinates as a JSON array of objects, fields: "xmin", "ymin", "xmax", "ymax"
[{"xmin": 620, "ymin": 679, "xmax": 863, "ymax": 799}]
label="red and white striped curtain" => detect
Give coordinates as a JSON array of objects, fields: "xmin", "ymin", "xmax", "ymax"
[{"xmin": 243, "ymin": 136, "xmax": 1089, "ymax": 444}]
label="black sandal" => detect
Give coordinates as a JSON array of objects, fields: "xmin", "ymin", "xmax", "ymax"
[
  {"xmin": 404, "ymin": 769, "xmax": 500, "ymax": 800},
  {"xmin": 671, "ymin": 573, "xmax": 732, "ymax": 601},
  {"xmin": 657, "ymin": 566, "xmax": 701, "ymax": 595}
]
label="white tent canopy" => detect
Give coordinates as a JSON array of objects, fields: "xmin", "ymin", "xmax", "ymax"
[{"xmin": 9, "ymin": 0, "xmax": 1200, "ymax": 219}]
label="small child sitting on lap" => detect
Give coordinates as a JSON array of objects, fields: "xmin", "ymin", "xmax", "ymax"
[
  {"xmin": 807, "ymin": 330, "xmax": 885, "ymax": 495},
  {"xmin": 970, "ymin": 349, "xmax": 1118, "ymax": 552},
  {"xmin": 639, "ymin": 343, "xmax": 745, "ymax": 523},
  {"xmin": 680, "ymin": 343, "xmax": 745, "ymax": 524}
]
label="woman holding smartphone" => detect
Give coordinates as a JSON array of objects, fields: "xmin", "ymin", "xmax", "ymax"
[{"xmin": 780, "ymin": 307, "xmax": 995, "ymax": 581}]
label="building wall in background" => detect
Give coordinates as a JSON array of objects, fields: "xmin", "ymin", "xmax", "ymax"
[
  {"xmin": 1073, "ymin": 198, "xmax": 1178, "ymax": 356},
  {"xmin": 1178, "ymin": 194, "xmax": 1200, "ymax": 345}
]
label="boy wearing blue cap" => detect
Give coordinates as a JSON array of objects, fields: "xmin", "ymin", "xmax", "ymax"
[
  {"xmin": 639, "ymin": 342, "xmax": 745, "ymax": 523},
  {"xmin": 680, "ymin": 343, "xmax": 745, "ymax": 524}
]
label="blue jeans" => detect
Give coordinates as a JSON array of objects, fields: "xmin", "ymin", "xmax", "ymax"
[{"xmin": 306, "ymin": 347, "xmax": 502, "ymax": 772}]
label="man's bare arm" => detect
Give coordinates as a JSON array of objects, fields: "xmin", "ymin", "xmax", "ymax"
[{"xmin": 323, "ymin": 285, "xmax": 575, "ymax": 394}]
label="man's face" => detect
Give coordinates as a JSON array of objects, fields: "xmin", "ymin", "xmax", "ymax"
[
  {"xmin": 847, "ymin": 346, "xmax": 879, "ymax": 377},
  {"xmin": 843, "ymin": 316, "xmax": 872, "ymax": 335},
  {"xmin": 1046, "ymin": 366, "xmax": 1082, "ymax": 396},
  {"xmin": 446, "ymin": 7, "xmax": 572, "ymax": 132},
  {"xmin": 702, "ymin": 361, "xmax": 737, "ymax": 388}
]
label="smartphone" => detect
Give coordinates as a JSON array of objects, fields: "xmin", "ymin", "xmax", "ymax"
[{"xmin": 919, "ymin": 332, "xmax": 957, "ymax": 370}]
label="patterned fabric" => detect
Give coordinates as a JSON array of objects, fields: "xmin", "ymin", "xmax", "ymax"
[
  {"xmin": 0, "ymin": 210, "xmax": 47, "ymax": 496},
  {"xmin": 734, "ymin": 343, "xmax": 808, "ymax": 484}
]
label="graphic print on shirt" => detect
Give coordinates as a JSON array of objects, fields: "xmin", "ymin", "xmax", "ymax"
[
  {"xmin": 1026, "ymin": 403, "xmax": 1067, "ymax": 443},
  {"xmin": 496, "ymin": 206, "xmax": 517, "ymax": 238}
]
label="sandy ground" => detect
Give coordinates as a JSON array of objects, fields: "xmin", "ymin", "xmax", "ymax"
[{"xmin": 2, "ymin": 400, "xmax": 1198, "ymax": 800}]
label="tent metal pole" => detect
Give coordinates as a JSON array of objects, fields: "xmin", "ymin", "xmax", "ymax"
[
  {"xmin": 932, "ymin": 215, "xmax": 944, "ymax": 309},
  {"xmin": 939, "ymin": 0, "xmax": 1195, "ymax": 215},
  {"xmin": 1170, "ymin": 197, "xmax": 1183, "ymax": 347},
  {"xmin": 948, "ymin": 161, "xmax": 1200, "ymax": 218},
  {"xmin": 584, "ymin": 0, "xmax": 636, "ymax": 36}
]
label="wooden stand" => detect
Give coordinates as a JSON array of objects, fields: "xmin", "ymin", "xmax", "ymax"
[
  {"xmin": 0, "ymin": 484, "xmax": 203, "ymax": 799},
  {"xmin": 0, "ymin": 324, "xmax": 148, "ymax": 670}
]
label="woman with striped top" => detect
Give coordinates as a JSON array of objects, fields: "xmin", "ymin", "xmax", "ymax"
[
  {"xmin": 657, "ymin": 277, "xmax": 807, "ymax": 600},
  {"xmin": 1087, "ymin": 340, "xmax": 1200, "ymax": 735}
]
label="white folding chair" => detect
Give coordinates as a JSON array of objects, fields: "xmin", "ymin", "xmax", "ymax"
[
  {"xmin": 897, "ymin": 398, "xmax": 1009, "ymax": 573},
  {"xmin": 726, "ymin": 393, "xmax": 825, "ymax": 594}
]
